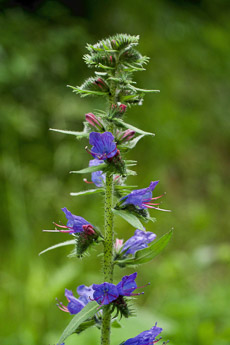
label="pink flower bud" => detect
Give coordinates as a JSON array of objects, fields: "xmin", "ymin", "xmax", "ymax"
[
  {"xmin": 94, "ymin": 78, "xmax": 108, "ymax": 91},
  {"xmin": 114, "ymin": 238, "xmax": 124, "ymax": 251},
  {"xmin": 120, "ymin": 129, "xmax": 135, "ymax": 143},
  {"xmin": 85, "ymin": 113, "xmax": 103, "ymax": 130},
  {"xmin": 119, "ymin": 104, "xmax": 127, "ymax": 114}
]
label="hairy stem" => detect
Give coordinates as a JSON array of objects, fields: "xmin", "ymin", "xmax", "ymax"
[{"xmin": 101, "ymin": 173, "xmax": 114, "ymax": 345}]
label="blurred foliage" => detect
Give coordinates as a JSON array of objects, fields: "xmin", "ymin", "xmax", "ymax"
[{"xmin": 0, "ymin": 0, "xmax": 230, "ymax": 344}]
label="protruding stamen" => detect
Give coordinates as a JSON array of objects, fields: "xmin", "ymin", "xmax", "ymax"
[
  {"xmin": 83, "ymin": 178, "xmax": 94, "ymax": 184},
  {"xmin": 53, "ymin": 222, "xmax": 68, "ymax": 229},
  {"xmin": 56, "ymin": 298, "xmax": 69, "ymax": 313},
  {"xmin": 131, "ymin": 292, "xmax": 144, "ymax": 296},
  {"xmin": 145, "ymin": 205, "xmax": 171, "ymax": 212},
  {"xmin": 43, "ymin": 229, "xmax": 61, "ymax": 232},
  {"xmin": 136, "ymin": 282, "xmax": 150, "ymax": 289}
]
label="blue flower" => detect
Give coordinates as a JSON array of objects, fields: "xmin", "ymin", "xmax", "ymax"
[
  {"xmin": 123, "ymin": 322, "xmax": 163, "ymax": 345},
  {"xmin": 116, "ymin": 272, "xmax": 137, "ymax": 296},
  {"xmin": 89, "ymin": 159, "xmax": 105, "ymax": 187},
  {"xmin": 44, "ymin": 208, "xmax": 95, "ymax": 235},
  {"xmin": 92, "ymin": 273, "xmax": 146, "ymax": 306},
  {"xmin": 120, "ymin": 181, "xmax": 160, "ymax": 209},
  {"xmin": 57, "ymin": 285, "xmax": 94, "ymax": 315},
  {"xmin": 121, "ymin": 229, "xmax": 156, "ymax": 256},
  {"xmin": 92, "ymin": 282, "xmax": 119, "ymax": 305},
  {"xmin": 61, "ymin": 207, "xmax": 94, "ymax": 234},
  {"xmin": 88, "ymin": 132, "xmax": 118, "ymax": 160}
]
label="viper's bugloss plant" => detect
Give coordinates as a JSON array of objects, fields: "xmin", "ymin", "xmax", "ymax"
[{"xmin": 41, "ymin": 34, "xmax": 173, "ymax": 345}]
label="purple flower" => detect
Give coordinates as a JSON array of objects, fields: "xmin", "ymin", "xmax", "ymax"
[
  {"xmin": 120, "ymin": 181, "xmax": 160, "ymax": 209},
  {"xmin": 88, "ymin": 132, "xmax": 118, "ymax": 160},
  {"xmin": 60, "ymin": 208, "xmax": 94, "ymax": 234},
  {"xmin": 57, "ymin": 285, "xmax": 94, "ymax": 315},
  {"xmin": 89, "ymin": 159, "xmax": 105, "ymax": 187},
  {"xmin": 117, "ymin": 272, "xmax": 138, "ymax": 296},
  {"xmin": 121, "ymin": 230, "xmax": 156, "ymax": 256},
  {"xmin": 92, "ymin": 273, "xmax": 146, "ymax": 306},
  {"xmin": 123, "ymin": 323, "xmax": 163, "ymax": 345},
  {"xmin": 117, "ymin": 181, "xmax": 171, "ymax": 212},
  {"xmin": 92, "ymin": 282, "xmax": 119, "ymax": 305},
  {"xmin": 44, "ymin": 208, "xmax": 95, "ymax": 235}
]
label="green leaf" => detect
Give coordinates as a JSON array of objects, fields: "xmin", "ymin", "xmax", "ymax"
[
  {"xmin": 111, "ymin": 319, "xmax": 122, "ymax": 328},
  {"xmin": 70, "ymin": 163, "xmax": 107, "ymax": 175},
  {"xmin": 74, "ymin": 319, "xmax": 97, "ymax": 334},
  {"xmin": 131, "ymin": 86, "xmax": 160, "ymax": 93},
  {"xmin": 123, "ymin": 134, "xmax": 146, "ymax": 149},
  {"xmin": 39, "ymin": 240, "xmax": 76, "ymax": 256},
  {"xmin": 124, "ymin": 159, "xmax": 137, "ymax": 167},
  {"xmin": 114, "ymin": 119, "xmax": 155, "ymax": 136},
  {"xmin": 126, "ymin": 169, "xmax": 137, "ymax": 176},
  {"xmin": 70, "ymin": 188, "xmax": 104, "ymax": 196},
  {"xmin": 58, "ymin": 302, "xmax": 101, "ymax": 344},
  {"xmin": 49, "ymin": 128, "xmax": 89, "ymax": 138},
  {"xmin": 112, "ymin": 209, "xmax": 145, "ymax": 230},
  {"xmin": 115, "ymin": 185, "xmax": 138, "ymax": 190},
  {"xmin": 115, "ymin": 229, "xmax": 173, "ymax": 267}
]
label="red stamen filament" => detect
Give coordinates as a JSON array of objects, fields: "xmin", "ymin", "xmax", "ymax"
[
  {"xmin": 145, "ymin": 205, "xmax": 171, "ymax": 212},
  {"xmin": 83, "ymin": 178, "xmax": 93, "ymax": 184}
]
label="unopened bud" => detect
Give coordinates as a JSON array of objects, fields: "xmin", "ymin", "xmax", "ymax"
[
  {"xmin": 85, "ymin": 113, "xmax": 103, "ymax": 130},
  {"xmin": 94, "ymin": 78, "xmax": 108, "ymax": 91},
  {"xmin": 114, "ymin": 238, "xmax": 124, "ymax": 251},
  {"xmin": 120, "ymin": 129, "xmax": 135, "ymax": 143},
  {"xmin": 119, "ymin": 104, "xmax": 127, "ymax": 114},
  {"xmin": 111, "ymin": 39, "xmax": 118, "ymax": 50}
]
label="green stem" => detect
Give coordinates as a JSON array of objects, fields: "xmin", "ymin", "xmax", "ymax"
[{"xmin": 101, "ymin": 173, "xmax": 114, "ymax": 345}]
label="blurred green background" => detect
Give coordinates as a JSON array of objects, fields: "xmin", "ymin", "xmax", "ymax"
[{"xmin": 0, "ymin": 0, "xmax": 230, "ymax": 344}]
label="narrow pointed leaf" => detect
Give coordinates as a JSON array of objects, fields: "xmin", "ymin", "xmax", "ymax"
[
  {"xmin": 70, "ymin": 163, "xmax": 107, "ymax": 175},
  {"xmin": 39, "ymin": 240, "xmax": 76, "ymax": 256},
  {"xmin": 111, "ymin": 319, "xmax": 122, "ymax": 328},
  {"xmin": 58, "ymin": 301, "xmax": 101, "ymax": 344},
  {"xmin": 123, "ymin": 134, "xmax": 146, "ymax": 149},
  {"xmin": 74, "ymin": 319, "xmax": 97, "ymax": 334},
  {"xmin": 131, "ymin": 87, "xmax": 160, "ymax": 93},
  {"xmin": 126, "ymin": 169, "xmax": 137, "ymax": 176},
  {"xmin": 115, "ymin": 230, "xmax": 173, "ymax": 267},
  {"xmin": 70, "ymin": 188, "xmax": 104, "ymax": 196},
  {"xmin": 112, "ymin": 209, "xmax": 145, "ymax": 230},
  {"xmin": 49, "ymin": 128, "xmax": 89, "ymax": 138},
  {"xmin": 114, "ymin": 119, "xmax": 155, "ymax": 136}
]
